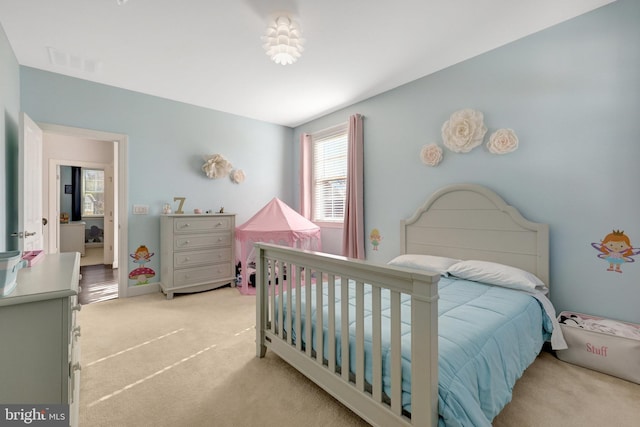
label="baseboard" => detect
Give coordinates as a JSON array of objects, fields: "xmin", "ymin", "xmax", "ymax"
[{"xmin": 124, "ymin": 282, "xmax": 161, "ymax": 298}]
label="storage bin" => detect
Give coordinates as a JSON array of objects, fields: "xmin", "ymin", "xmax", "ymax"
[
  {"xmin": 0, "ymin": 251, "xmax": 28, "ymax": 297},
  {"xmin": 556, "ymin": 311, "xmax": 640, "ymax": 384}
]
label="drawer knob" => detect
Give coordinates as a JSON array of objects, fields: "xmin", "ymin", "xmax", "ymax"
[
  {"xmin": 72, "ymin": 363, "xmax": 82, "ymax": 372},
  {"xmin": 73, "ymin": 326, "xmax": 81, "ymax": 337},
  {"xmin": 72, "ymin": 304, "xmax": 82, "ymax": 312}
]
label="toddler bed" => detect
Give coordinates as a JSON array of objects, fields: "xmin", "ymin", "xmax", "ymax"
[{"xmin": 255, "ymin": 183, "xmax": 566, "ymax": 426}]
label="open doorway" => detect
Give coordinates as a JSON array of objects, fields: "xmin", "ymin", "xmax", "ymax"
[
  {"xmin": 40, "ymin": 123, "xmax": 128, "ymax": 302},
  {"xmin": 56, "ymin": 163, "xmax": 117, "ymax": 304}
]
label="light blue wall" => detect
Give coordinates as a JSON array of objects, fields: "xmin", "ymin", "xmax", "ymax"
[
  {"xmin": 294, "ymin": 1, "xmax": 640, "ymax": 323},
  {"xmin": 20, "ymin": 68, "xmax": 294, "ymax": 287},
  {"xmin": 4, "ymin": 2, "xmax": 638, "ymax": 322},
  {"xmin": 0, "ymin": 23, "xmax": 20, "ymax": 251}
]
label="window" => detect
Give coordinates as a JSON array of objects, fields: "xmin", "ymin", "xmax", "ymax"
[
  {"xmin": 312, "ymin": 123, "xmax": 348, "ymax": 223},
  {"xmin": 82, "ymin": 169, "xmax": 104, "ymax": 217}
]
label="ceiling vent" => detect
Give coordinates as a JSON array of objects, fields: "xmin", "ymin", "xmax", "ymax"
[{"xmin": 47, "ymin": 47, "xmax": 102, "ymax": 74}]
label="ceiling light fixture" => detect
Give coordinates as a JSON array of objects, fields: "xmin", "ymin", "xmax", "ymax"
[{"xmin": 262, "ymin": 15, "xmax": 305, "ymax": 65}]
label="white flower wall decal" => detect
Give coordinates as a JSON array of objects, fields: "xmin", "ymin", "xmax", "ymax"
[
  {"xmin": 487, "ymin": 128, "xmax": 519, "ymax": 154},
  {"xmin": 441, "ymin": 108, "xmax": 487, "ymax": 153},
  {"xmin": 230, "ymin": 169, "xmax": 246, "ymax": 184},
  {"xmin": 202, "ymin": 154, "xmax": 233, "ymax": 179},
  {"xmin": 420, "ymin": 143, "xmax": 444, "ymax": 166}
]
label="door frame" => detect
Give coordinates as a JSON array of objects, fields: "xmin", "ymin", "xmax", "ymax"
[
  {"xmin": 39, "ymin": 122, "xmax": 130, "ymax": 298},
  {"xmin": 48, "ymin": 160, "xmax": 112, "ymax": 263}
]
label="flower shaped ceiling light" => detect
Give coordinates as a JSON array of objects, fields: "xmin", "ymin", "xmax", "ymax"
[{"xmin": 262, "ymin": 15, "xmax": 305, "ymax": 65}]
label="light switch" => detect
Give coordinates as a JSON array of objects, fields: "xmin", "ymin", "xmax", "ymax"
[{"xmin": 133, "ymin": 205, "xmax": 149, "ymax": 215}]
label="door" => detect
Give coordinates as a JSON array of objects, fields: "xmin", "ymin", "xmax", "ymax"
[
  {"xmin": 15, "ymin": 113, "xmax": 44, "ymax": 252},
  {"xmin": 103, "ymin": 163, "xmax": 115, "ymax": 266}
]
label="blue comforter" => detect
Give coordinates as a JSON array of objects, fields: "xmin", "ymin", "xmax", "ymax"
[{"xmin": 280, "ymin": 276, "xmax": 553, "ymax": 426}]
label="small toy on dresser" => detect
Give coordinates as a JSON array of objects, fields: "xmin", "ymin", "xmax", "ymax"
[{"xmin": 22, "ymin": 250, "xmax": 45, "ymax": 267}]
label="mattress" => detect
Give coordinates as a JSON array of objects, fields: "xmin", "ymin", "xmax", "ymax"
[{"xmin": 279, "ymin": 276, "xmax": 554, "ymax": 427}]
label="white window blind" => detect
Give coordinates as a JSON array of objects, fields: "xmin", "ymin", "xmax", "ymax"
[
  {"xmin": 82, "ymin": 168, "xmax": 105, "ymax": 217},
  {"xmin": 312, "ymin": 123, "xmax": 348, "ymax": 223}
]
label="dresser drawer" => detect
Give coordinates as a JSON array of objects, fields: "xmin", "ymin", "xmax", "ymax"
[
  {"xmin": 174, "ymin": 248, "xmax": 231, "ymax": 268},
  {"xmin": 173, "ymin": 216, "xmax": 232, "ymax": 233},
  {"xmin": 68, "ymin": 295, "xmax": 81, "ymax": 361},
  {"xmin": 174, "ymin": 263, "xmax": 233, "ymax": 286},
  {"xmin": 174, "ymin": 232, "xmax": 231, "ymax": 250}
]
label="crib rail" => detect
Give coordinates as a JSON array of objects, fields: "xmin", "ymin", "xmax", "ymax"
[{"xmin": 255, "ymin": 243, "xmax": 439, "ymax": 427}]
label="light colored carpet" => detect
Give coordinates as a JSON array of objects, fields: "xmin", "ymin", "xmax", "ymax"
[{"xmin": 79, "ymin": 287, "xmax": 640, "ymax": 427}]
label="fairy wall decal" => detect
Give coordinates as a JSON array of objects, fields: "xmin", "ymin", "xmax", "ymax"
[{"xmin": 591, "ymin": 230, "xmax": 640, "ymax": 273}]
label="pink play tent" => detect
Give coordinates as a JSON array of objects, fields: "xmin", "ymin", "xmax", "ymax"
[{"xmin": 235, "ymin": 198, "xmax": 321, "ymax": 295}]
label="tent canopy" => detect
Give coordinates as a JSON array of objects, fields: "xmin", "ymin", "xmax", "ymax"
[
  {"xmin": 236, "ymin": 197, "xmax": 320, "ymax": 244},
  {"xmin": 235, "ymin": 198, "xmax": 321, "ymax": 294}
]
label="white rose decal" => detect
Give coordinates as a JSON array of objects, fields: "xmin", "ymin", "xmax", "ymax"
[
  {"xmin": 441, "ymin": 109, "xmax": 487, "ymax": 153},
  {"xmin": 202, "ymin": 154, "xmax": 233, "ymax": 179},
  {"xmin": 420, "ymin": 143, "xmax": 443, "ymax": 167},
  {"xmin": 487, "ymin": 128, "xmax": 519, "ymax": 154},
  {"xmin": 230, "ymin": 169, "xmax": 246, "ymax": 184}
]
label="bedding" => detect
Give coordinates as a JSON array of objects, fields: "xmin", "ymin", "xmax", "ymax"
[
  {"xmin": 446, "ymin": 259, "xmax": 546, "ymax": 293},
  {"xmin": 278, "ymin": 275, "xmax": 558, "ymax": 427},
  {"xmin": 387, "ymin": 254, "xmax": 461, "ymax": 276}
]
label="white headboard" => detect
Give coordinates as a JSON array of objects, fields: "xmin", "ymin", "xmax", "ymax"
[{"xmin": 401, "ymin": 183, "xmax": 549, "ymax": 286}]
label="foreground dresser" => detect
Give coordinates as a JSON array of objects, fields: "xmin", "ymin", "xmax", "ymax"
[
  {"xmin": 0, "ymin": 252, "xmax": 81, "ymax": 427},
  {"xmin": 160, "ymin": 214, "xmax": 235, "ymax": 299}
]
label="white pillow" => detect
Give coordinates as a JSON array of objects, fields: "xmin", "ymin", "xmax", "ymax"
[
  {"xmin": 446, "ymin": 260, "xmax": 545, "ymax": 292},
  {"xmin": 388, "ymin": 254, "xmax": 461, "ymax": 275}
]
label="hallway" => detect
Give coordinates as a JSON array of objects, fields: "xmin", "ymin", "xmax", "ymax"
[{"xmin": 78, "ymin": 247, "xmax": 118, "ymax": 305}]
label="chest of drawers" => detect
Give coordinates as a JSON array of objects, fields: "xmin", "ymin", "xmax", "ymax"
[
  {"xmin": 160, "ymin": 214, "xmax": 235, "ymax": 299},
  {"xmin": 0, "ymin": 253, "xmax": 81, "ymax": 427}
]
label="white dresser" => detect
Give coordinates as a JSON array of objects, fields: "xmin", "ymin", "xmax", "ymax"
[
  {"xmin": 0, "ymin": 253, "xmax": 81, "ymax": 427},
  {"xmin": 160, "ymin": 214, "xmax": 235, "ymax": 299}
]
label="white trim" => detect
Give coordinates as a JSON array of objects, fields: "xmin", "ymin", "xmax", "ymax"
[
  {"xmin": 310, "ymin": 122, "xmax": 348, "ymax": 141},
  {"xmin": 126, "ymin": 282, "xmax": 160, "ymax": 297},
  {"xmin": 315, "ymin": 221, "xmax": 343, "ymax": 229},
  {"xmin": 48, "ymin": 158, "xmax": 109, "ymax": 255},
  {"xmin": 38, "ymin": 122, "xmax": 130, "ymax": 298}
]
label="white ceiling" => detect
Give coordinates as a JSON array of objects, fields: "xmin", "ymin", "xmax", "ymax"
[{"xmin": 0, "ymin": 0, "xmax": 614, "ymax": 128}]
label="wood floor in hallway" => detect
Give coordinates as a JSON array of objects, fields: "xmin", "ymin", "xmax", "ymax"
[{"xmin": 79, "ymin": 264, "xmax": 118, "ymax": 305}]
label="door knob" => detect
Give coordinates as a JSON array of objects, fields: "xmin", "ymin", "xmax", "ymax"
[{"xmin": 24, "ymin": 231, "xmax": 37, "ymax": 237}]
